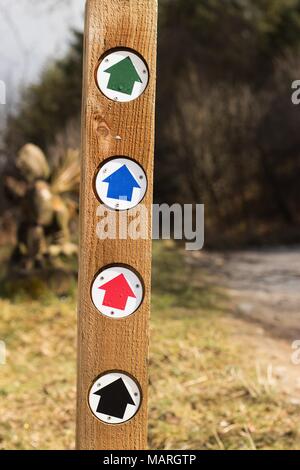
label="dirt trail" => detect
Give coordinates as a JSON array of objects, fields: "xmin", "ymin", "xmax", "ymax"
[
  {"xmin": 189, "ymin": 247, "xmax": 300, "ymax": 339},
  {"xmin": 188, "ymin": 247, "xmax": 300, "ymax": 399}
]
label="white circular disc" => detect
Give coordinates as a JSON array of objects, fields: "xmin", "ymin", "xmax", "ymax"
[
  {"xmin": 95, "ymin": 158, "xmax": 147, "ymax": 211},
  {"xmin": 91, "ymin": 266, "xmax": 144, "ymax": 319},
  {"xmin": 97, "ymin": 49, "xmax": 149, "ymax": 102},
  {"xmin": 89, "ymin": 372, "xmax": 142, "ymax": 424}
]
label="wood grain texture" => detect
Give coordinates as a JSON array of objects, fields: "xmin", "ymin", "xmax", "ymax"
[{"xmin": 76, "ymin": 0, "xmax": 157, "ymax": 450}]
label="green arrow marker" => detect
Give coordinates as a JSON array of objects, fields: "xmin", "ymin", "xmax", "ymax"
[{"xmin": 104, "ymin": 56, "xmax": 143, "ymax": 96}]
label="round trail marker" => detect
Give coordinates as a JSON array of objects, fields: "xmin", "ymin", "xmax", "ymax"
[
  {"xmin": 95, "ymin": 157, "xmax": 147, "ymax": 210},
  {"xmin": 96, "ymin": 49, "xmax": 149, "ymax": 102},
  {"xmin": 91, "ymin": 266, "xmax": 144, "ymax": 319},
  {"xmin": 89, "ymin": 371, "xmax": 142, "ymax": 424}
]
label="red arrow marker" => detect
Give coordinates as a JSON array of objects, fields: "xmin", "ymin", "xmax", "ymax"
[{"xmin": 99, "ymin": 274, "xmax": 136, "ymax": 310}]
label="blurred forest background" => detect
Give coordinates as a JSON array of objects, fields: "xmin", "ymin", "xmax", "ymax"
[
  {"xmin": 1, "ymin": 0, "xmax": 300, "ymax": 451},
  {"xmin": 1, "ymin": 0, "xmax": 300, "ymax": 249}
]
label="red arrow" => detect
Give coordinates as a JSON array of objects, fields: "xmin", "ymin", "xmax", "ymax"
[{"xmin": 99, "ymin": 274, "xmax": 136, "ymax": 310}]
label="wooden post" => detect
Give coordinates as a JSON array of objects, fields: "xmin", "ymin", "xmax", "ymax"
[{"xmin": 76, "ymin": 0, "xmax": 157, "ymax": 450}]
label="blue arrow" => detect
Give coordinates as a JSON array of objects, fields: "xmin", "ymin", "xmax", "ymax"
[{"xmin": 103, "ymin": 165, "xmax": 141, "ymax": 201}]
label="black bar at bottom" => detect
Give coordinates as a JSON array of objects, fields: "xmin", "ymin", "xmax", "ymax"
[{"xmin": 0, "ymin": 450, "xmax": 298, "ymax": 466}]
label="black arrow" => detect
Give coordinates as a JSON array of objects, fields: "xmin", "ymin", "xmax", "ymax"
[{"xmin": 94, "ymin": 378, "xmax": 136, "ymax": 419}]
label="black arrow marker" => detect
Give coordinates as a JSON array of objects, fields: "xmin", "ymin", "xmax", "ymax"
[{"xmin": 94, "ymin": 378, "xmax": 136, "ymax": 419}]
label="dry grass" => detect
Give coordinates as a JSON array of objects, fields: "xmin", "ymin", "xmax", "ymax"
[{"xmin": 0, "ymin": 242, "xmax": 299, "ymax": 449}]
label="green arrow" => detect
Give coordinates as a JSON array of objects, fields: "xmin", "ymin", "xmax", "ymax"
[{"xmin": 104, "ymin": 56, "xmax": 142, "ymax": 96}]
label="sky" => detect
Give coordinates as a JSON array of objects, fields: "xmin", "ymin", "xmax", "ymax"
[{"xmin": 0, "ymin": 0, "xmax": 85, "ymax": 109}]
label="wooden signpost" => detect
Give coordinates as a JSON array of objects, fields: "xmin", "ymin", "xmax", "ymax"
[{"xmin": 76, "ymin": 0, "xmax": 157, "ymax": 450}]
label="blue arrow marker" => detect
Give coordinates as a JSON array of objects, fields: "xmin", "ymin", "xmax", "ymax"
[{"xmin": 103, "ymin": 165, "xmax": 141, "ymax": 201}]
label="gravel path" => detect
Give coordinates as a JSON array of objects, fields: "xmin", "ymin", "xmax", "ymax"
[{"xmin": 189, "ymin": 247, "xmax": 300, "ymax": 339}]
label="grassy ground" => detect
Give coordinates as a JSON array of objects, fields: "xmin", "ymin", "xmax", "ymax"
[{"xmin": 0, "ymin": 242, "xmax": 299, "ymax": 450}]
